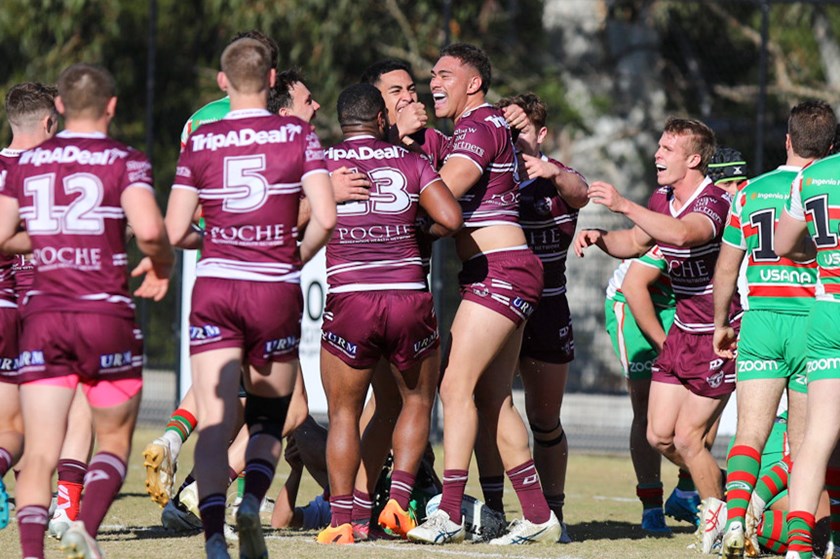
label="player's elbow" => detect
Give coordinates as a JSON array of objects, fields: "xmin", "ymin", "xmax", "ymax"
[
  {"xmin": 133, "ymin": 220, "xmax": 167, "ymax": 247},
  {"xmin": 436, "ymin": 209, "xmax": 463, "ymax": 237}
]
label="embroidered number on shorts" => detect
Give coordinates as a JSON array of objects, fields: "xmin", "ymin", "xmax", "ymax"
[
  {"xmin": 24, "ymin": 172, "xmax": 105, "ymax": 234},
  {"xmin": 223, "ymin": 155, "xmax": 269, "ymax": 213}
]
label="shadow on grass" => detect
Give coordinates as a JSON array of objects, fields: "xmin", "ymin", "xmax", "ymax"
[
  {"xmin": 98, "ymin": 525, "xmax": 201, "ymax": 541},
  {"xmin": 568, "ymin": 520, "xmax": 696, "ymax": 541}
]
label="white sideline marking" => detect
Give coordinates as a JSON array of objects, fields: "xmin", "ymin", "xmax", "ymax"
[{"xmin": 593, "ymin": 495, "xmax": 637, "ymax": 503}]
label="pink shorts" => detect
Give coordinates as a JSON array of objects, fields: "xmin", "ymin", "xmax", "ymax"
[
  {"xmin": 18, "ymin": 312, "xmax": 143, "ymax": 385},
  {"xmin": 189, "ymin": 277, "xmax": 303, "ymax": 365},
  {"xmin": 458, "ymin": 248, "xmax": 544, "ymax": 327},
  {"xmin": 29, "ymin": 375, "xmax": 143, "ymax": 408},
  {"xmin": 321, "ymin": 291, "xmax": 439, "ymax": 370},
  {"xmin": 521, "ymin": 294, "xmax": 574, "ymax": 364},
  {"xmin": 0, "ymin": 307, "xmax": 20, "ymax": 384},
  {"xmin": 652, "ymin": 325, "xmax": 736, "ymax": 398}
]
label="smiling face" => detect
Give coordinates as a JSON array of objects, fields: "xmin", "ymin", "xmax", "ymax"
[
  {"xmin": 430, "ymin": 55, "xmax": 480, "ymax": 121},
  {"xmin": 375, "ymin": 69, "xmax": 418, "ymax": 123},
  {"xmin": 286, "ymin": 81, "xmax": 320, "ymax": 123},
  {"xmin": 654, "ymin": 131, "xmax": 700, "ymax": 187}
]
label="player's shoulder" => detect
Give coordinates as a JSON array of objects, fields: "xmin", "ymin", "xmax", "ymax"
[{"xmin": 188, "ymin": 96, "xmax": 231, "ymax": 124}]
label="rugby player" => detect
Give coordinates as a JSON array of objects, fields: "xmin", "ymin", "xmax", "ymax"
[
  {"xmin": 0, "ymin": 82, "xmax": 58, "ymax": 531},
  {"xmin": 775, "ymin": 109, "xmax": 840, "ymax": 559},
  {"xmin": 574, "ymin": 117, "xmax": 739, "ymax": 553},
  {"xmin": 0, "ymin": 63, "xmax": 173, "ymax": 559},
  {"xmin": 713, "ymin": 101, "xmax": 836, "ymax": 559},
  {"xmin": 407, "ymin": 43, "xmax": 561, "ymax": 545},
  {"xmin": 165, "ymin": 38, "xmax": 335, "ymax": 558},
  {"xmin": 315, "ymin": 83, "xmax": 462, "ymax": 543}
]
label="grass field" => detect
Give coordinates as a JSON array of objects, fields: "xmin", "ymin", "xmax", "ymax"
[{"xmin": 0, "ymin": 427, "xmax": 723, "ymax": 559}]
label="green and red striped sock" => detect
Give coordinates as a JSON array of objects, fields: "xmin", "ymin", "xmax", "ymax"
[
  {"xmin": 165, "ymin": 408, "xmax": 197, "ymax": 443},
  {"xmin": 757, "ymin": 509, "xmax": 788, "ymax": 554},
  {"xmin": 725, "ymin": 444, "xmax": 761, "ymax": 529},
  {"xmin": 786, "ymin": 510, "xmax": 815, "ymax": 559},
  {"xmin": 754, "ymin": 454, "xmax": 792, "ymax": 506}
]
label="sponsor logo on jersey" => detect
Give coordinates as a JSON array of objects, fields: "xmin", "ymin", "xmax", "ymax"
[
  {"xmin": 807, "ymin": 357, "xmax": 840, "ymax": 373},
  {"xmin": 189, "ymin": 124, "xmax": 303, "ymax": 152},
  {"xmin": 709, "ymin": 358, "xmax": 725, "ymax": 371},
  {"xmin": 484, "ymin": 114, "xmax": 510, "ymax": 129},
  {"xmin": 0, "ymin": 357, "xmax": 19, "ymax": 371},
  {"xmin": 413, "ymin": 331, "xmax": 440, "ymax": 355},
  {"xmin": 752, "ymin": 192, "xmax": 786, "ymax": 201},
  {"xmin": 21, "ymin": 146, "xmax": 129, "ymax": 167},
  {"xmin": 19, "ymin": 350, "xmax": 45, "ymax": 368},
  {"xmin": 757, "ymin": 269, "xmax": 815, "ymax": 283},
  {"xmin": 336, "ymin": 224, "xmax": 413, "ymax": 242},
  {"xmin": 264, "ymin": 335, "xmax": 299, "ymax": 356},
  {"xmin": 629, "ymin": 360, "xmax": 655, "ymax": 374},
  {"xmin": 322, "ymin": 330, "xmax": 357, "ymax": 358},
  {"xmin": 209, "ymin": 224, "xmax": 287, "ymax": 244},
  {"xmin": 512, "ymin": 297, "xmax": 534, "ymax": 318},
  {"xmin": 325, "ymin": 144, "xmax": 403, "ymax": 161},
  {"xmin": 100, "ymin": 351, "xmax": 133, "ymax": 370},
  {"xmin": 452, "ymin": 141, "xmax": 485, "ymax": 158},
  {"xmin": 806, "ymin": 177, "xmax": 840, "ymax": 187},
  {"xmin": 33, "ymin": 247, "xmax": 102, "ymax": 269},
  {"xmin": 737, "ymin": 359, "xmax": 779, "ymax": 373},
  {"xmin": 534, "ymin": 196, "xmax": 553, "ymax": 216},
  {"xmin": 668, "ymin": 259, "xmax": 710, "ymax": 279},
  {"xmin": 189, "ymin": 324, "xmax": 222, "ymax": 341}
]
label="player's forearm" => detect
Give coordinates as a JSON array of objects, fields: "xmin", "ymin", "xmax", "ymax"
[
  {"xmin": 622, "ymin": 202, "xmax": 695, "ymax": 247},
  {"xmin": 712, "ymin": 256, "xmax": 740, "ymax": 328},
  {"xmin": 0, "ymin": 231, "xmax": 31, "ymax": 255},
  {"xmin": 555, "ymin": 173, "xmax": 589, "ymax": 210},
  {"xmin": 598, "ymin": 229, "xmax": 648, "ymax": 259},
  {"xmin": 625, "ymin": 292, "xmax": 666, "ymax": 350},
  {"xmin": 299, "ymin": 221, "xmax": 333, "ymax": 265}
]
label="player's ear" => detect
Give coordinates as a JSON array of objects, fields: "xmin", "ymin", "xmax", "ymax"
[
  {"xmin": 536, "ymin": 126, "xmax": 548, "ymax": 145},
  {"xmin": 687, "ymin": 152, "xmax": 702, "ymax": 170},
  {"xmin": 268, "ymin": 68, "xmax": 277, "ymax": 89},
  {"xmin": 55, "ymin": 96, "xmax": 66, "ymax": 117},
  {"xmin": 106, "ymin": 97, "xmax": 118, "ymax": 119},
  {"xmin": 217, "ymin": 71, "xmax": 228, "ymax": 93},
  {"xmin": 467, "ymin": 74, "xmax": 482, "ymax": 95}
]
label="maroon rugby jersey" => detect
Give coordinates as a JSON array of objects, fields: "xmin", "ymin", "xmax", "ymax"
[
  {"xmin": 0, "ymin": 148, "xmax": 23, "ymax": 307},
  {"xmin": 648, "ymin": 178, "xmax": 739, "ymax": 333},
  {"xmin": 424, "ymin": 104, "xmax": 519, "ymax": 227},
  {"xmin": 173, "ymin": 109, "xmax": 328, "ymax": 282},
  {"xmin": 519, "ymin": 155, "xmax": 586, "ymax": 296},
  {"xmin": 409, "ymin": 127, "xmax": 449, "ymax": 170},
  {"xmin": 324, "ymin": 135, "xmax": 440, "ymax": 292},
  {"xmin": 0, "ymin": 132, "xmax": 154, "ymax": 318}
]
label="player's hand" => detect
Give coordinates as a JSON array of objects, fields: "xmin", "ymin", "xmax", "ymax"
[
  {"xmin": 503, "ymin": 104, "xmax": 528, "ymax": 131},
  {"xmin": 713, "ymin": 325, "xmax": 738, "ymax": 359},
  {"xmin": 520, "ymin": 153, "xmax": 560, "ymax": 181},
  {"xmin": 573, "ymin": 228, "xmax": 605, "ymax": 257},
  {"xmin": 132, "ymin": 256, "xmax": 172, "ymax": 302},
  {"xmin": 330, "ymin": 166, "xmax": 371, "ymax": 203},
  {"xmin": 396, "ymin": 102, "xmax": 428, "ymax": 139},
  {"xmin": 588, "ymin": 181, "xmax": 628, "ymax": 213}
]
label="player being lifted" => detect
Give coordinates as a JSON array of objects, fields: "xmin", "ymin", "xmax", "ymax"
[
  {"xmin": 574, "ymin": 117, "xmax": 739, "ymax": 553},
  {"xmin": 713, "ymin": 101, "xmax": 836, "ymax": 559},
  {"xmin": 165, "ymin": 38, "xmax": 335, "ymax": 558},
  {"xmin": 407, "ymin": 43, "xmax": 561, "ymax": 545},
  {"xmin": 0, "ymin": 63, "xmax": 173, "ymax": 559}
]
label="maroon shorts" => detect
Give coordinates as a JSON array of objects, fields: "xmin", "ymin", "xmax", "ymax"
[
  {"xmin": 0, "ymin": 307, "xmax": 20, "ymax": 384},
  {"xmin": 321, "ymin": 290, "xmax": 439, "ymax": 370},
  {"xmin": 18, "ymin": 312, "xmax": 142, "ymax": 385},
  {"xmin": 458, "ymin": 248, "xmax": 544, "ymax": 327},
  {"xmin": 652, "ymin": 325, "xmax": 736, "ymax": 398},
  {"xmin": 521, "ymin": 294, "xmax": 574, "ymax": 364},
  {"xmin": 189, "ymin": 277, "xmax": 303, "ymax": 365}
]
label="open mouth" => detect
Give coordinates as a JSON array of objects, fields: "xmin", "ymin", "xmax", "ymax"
[{"xmin": 432, "ymin": 92, "xmax": 447, "ymax": 108}]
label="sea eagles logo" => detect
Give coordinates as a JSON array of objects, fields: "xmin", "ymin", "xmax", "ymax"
[
  {"xmin": 535, "ymin": 197, "xmax": 552, "ymax": 216},
  {"xmin": 471, "ymin": 283, "xmax": 489, "ymax": 297},
  {"xmin": 706, "ymin": 370, "xmax": 724, "ymax": 388}
]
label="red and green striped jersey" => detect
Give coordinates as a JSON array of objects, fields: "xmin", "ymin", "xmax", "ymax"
[
  {"xmin": 605, "ymin": 246, "xmax": 676, "ymax": 308},
  {"xmin": 723, "ymin": 165, "xmax": 817, "ymax": 312},
  {"xmin": 786, "ymin": 154, "xmax": 840, "ymax": 302},
  {"xmin": 179, "ymin": 96, "xmax": 231, "ymax": 151}
]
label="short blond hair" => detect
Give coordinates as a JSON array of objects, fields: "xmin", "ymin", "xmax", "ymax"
[
  {"xmin": 57, "ymin": 63, "xmax": 116, "ymax": 120},
  {"xmin": 221, "ymin": 38, "xmax": 272, "ymax": 95}
]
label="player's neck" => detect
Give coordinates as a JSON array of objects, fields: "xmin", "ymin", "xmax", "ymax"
[
  {"xmin": 8, "ymin": 131, "xmax": 49, "ymax": 151},
  {"xmin": 64, "ymin": 118, "xmax": 108, "ymax": 135},
  {"xmin": 342, "ymin": 122, "xmax": 382, "ymax": 140},
  {"xmin": 229, "ymin": 93, "xmax": 268, "ymax": 113},
  {"xmin": 787, "ymin": 152, "xmax": 814, "ymax": 169},
  {"xmin": 454, "ymin": 94, "xmax": 486, "ymax": 123},
  {"xmin": 670, "ymin": 171, "xmax": 706, "ymax": 202}
]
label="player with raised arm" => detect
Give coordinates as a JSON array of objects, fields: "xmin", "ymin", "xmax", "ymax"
[
  {"xmin": 165, "ymin": 38, "xmax": 335, "ymax": 558},
  {"xmin": 0, "ymin": 63, "xmax": 173, "ymax": 559},
  {"xmin": 713, "ymin": 101, "xmax": 836, "ymax": 559},
  {"xmin": 315, "ymin": 83, "xmax": 462, "ymax": 544},
  {"xmin": 0, "ymin": 82, "xmax": 58, "ymax": 531},
  {"xmin": 774, "ymin": 113, "xmax": 840, "ymax": 559},
  {"xmin": 574, "ymin": 117, "xmax": 739, "ymax": 553},
  {"xmin": 406, "ymin": 43, "xmax": 561, "ymax": 546}
]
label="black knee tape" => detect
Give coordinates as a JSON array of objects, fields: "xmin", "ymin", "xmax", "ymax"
[
  {"xmin": 244, "ymin": 393, "xmax": 291, "ymax": 443},
  {"xmin": 531, "ymin": 420, "xmax": 565, "ymax": 448}
]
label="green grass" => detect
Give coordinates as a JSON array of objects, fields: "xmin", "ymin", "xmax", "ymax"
[{"xmin": 1, "ymin": 428, "xmax": 713, "ymax": 558}]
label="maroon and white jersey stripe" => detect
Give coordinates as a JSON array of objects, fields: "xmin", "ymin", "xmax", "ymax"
[
  {"xmin": 648, "ymin": 178, "xmax": 739, "ymax": 333},
  {"xmin": 173, "ymin": 109, "xmax": 328, "ymax": 282},
  {"xmin": 0, "ymin": 132, "xmax": 154, "ymax": 319},
  {"xmin": 519, "ymin": 155, "xmax": 586, "ymax": 296},
  {"xmin": 425, "ymin": 104, "xmax": 519, "ymax": 227},
  {"xmin": 324, "ymin": 136, "xmax": 440, "ymax": 292},
  {"xmin": 0, "ymin": 148, "xmax": 23, "ymax": 307}
]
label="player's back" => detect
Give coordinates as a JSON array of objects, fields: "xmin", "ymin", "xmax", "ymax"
[
  {"xmin": 324, "ymin": 136, "xmax": 439, "ymax": 292},
  {"xmin": 175, "ymin": 110, "xmax": 322, "ymax": 283},
  {"xmin": 9, "ymin": 132, "xmax": 151, "ymax": 318},
  {"xmin": 0, "ymin": 149, "xmax": 22, "ymax": 306}
]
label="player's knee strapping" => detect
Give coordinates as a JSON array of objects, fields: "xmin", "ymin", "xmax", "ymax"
[
  {"xmin": 530, "ymin": 420, "xmax": 566, "ymax": 448},
  {"xmin": 244, "ymin": 392, "xmax": 291, "ymax": 442}
]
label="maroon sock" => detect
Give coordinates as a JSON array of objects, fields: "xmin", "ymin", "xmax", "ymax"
[
  {"xmin": 351, "ymin": 489, "xmax": 372, "ymax": 523},
  {"xmin": 330, "ymin": 494, "xmax": 353, "ymax": 527},
  {"xmin": 479, "ymin": 475, "xmax": 505, "ymax": 513},
  {"xmin": 243, "ymin": 458, "xmax": 275, "ymax": 503},
  {"xmin": 389, "ymin": 470, "xmax": 416, "ymax": 511},
  {"xmin": 198, "ymin": 493, "xmax": 226, "ymax": 541},
  {"xmin": 18, "ymin": 505, "xmax": 48, "ymax": 559},
  {"xmin": 77, "ymin": 452, "xmax": 126, "ymax": 536},
  {"xmin": 507, "ymin": 460, "xmax": 551, "ymax": 524},
  {"xmin": 439, "ymin": 469, "xmax": 469, "ymax": 523},
  {"xmin": 57, "ymin": 458, "xmax": 87, "ymax": 485},
  {"xmin": 0, "ymin": 448, "xmax": 12, "ymax": 477}
]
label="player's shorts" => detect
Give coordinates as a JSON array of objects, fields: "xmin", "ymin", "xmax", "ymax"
[
  {"xmin": 652, "ymin": 324, "xmax": 736, "ymax": 398},
  {"xmin": 521, "ymin": 293, "xmax": 574, "ymax": 364},
  {"xmin": 189, "ymin": 277, "xmax": 303, "ymax": 366},
  {"xmin": 458, "ymin": 247, "xmax": 543, "ymax": 327},
  {"xmin": 0, "ymin": 307, "xmax": 20, "ymax": 384},
  {"xmin": 804, "ymin": 301, "xmax": 840, "ymax": 383},
  {"xmin": 17, "ymin": 312, "xmax": 143, "ymax": 385},
  {"xmin": 321, "ymin": 290, "xmax": 439, "ymax": 370},
  {"xmin": 736, "ymin": 310, "xmax": 809, "ymax": 394},
  {"xmin": 605, "ymin": 299, "xmax": 676, "ymax": 380}
]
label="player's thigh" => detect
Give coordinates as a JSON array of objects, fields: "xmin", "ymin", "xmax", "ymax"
[
  {"xmin": 733, "ymin": 377, "xmax": 787, "ymax": 446},
  {"xmin": 191, "ymin": 347, "xmax": 244, "ymax": 426},
  {"xmin": 647, "ymin": 380, "xmax": 689, "ymax": 442},
  {"xmin": 0, "ymin": 381, "xmax": 21, "ymax": 429},
  {"xmin": 89, "ymin": 388, "xmax": 142, "ymax": 452},
  {"xmin": 19, "ymin": 381, "xmax": 76, "ymax": 460},
  {"xmin": 320, "ymin": 348, "xmax": 374, "ymax": 416},
  {"xmin": 473, "ymin": 324, "xmax": 524, "ymax": 408},
  {"xmin": 674, "ymin": 390, "xmax": 729, "ymax": 447}
]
